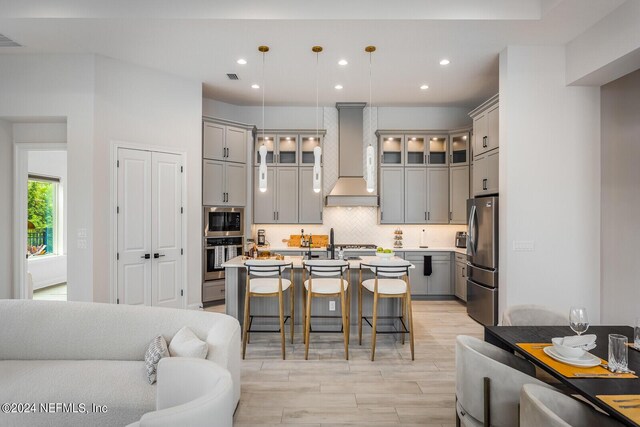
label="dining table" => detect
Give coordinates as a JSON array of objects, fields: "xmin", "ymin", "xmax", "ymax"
[{"xmin": 485, "ymin": 325, "xmax": 640, "ymax": 427}]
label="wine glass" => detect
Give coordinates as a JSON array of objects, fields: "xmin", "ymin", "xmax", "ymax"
[{"xmin": 569, "ymin": 307, "xmax": 589, "ymax": 336}]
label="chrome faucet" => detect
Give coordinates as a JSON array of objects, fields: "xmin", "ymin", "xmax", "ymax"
[{"xmin": 329, "ymin": 228, "xmax": 335, "ymax": 260}]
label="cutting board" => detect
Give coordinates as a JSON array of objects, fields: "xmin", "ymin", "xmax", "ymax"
[{"xmin": 288, "ymin": 234, "xmax": 328, "ymax": 248}]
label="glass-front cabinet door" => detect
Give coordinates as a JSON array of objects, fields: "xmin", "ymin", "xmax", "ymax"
[
  {"xmin": 427, "ymin": 135, "xmax": 448, "ymax": 167},
  {"xmin": 380, "ymin": 135, "xmax": 404, "ymax": 165},
  {"xmin": 255, "ymin": 134, "xmax": 276, "ymax": 165},
  {"xmin": 450, "ymin": 132, "xmax": 470, "ymax": 165},
  {"xmin": 405, "ymin": 136, "xmax": 426, "ymax": 166},
  {"xmin": 277, "ymin": 135, "xmax": 298, "ymax": 165},
  {"xmin": 300, "ymin": 136, "xmax": 322, "ymax": 165}
]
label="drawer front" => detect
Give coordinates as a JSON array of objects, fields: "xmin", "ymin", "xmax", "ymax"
[
  {"xmin": 455, "ymin": 253, "xmax": 466, "ymax": 263},
  {"xmin": 203, "ymin": 282, "xmax": 225, "ymax": 302},
  {"xmin": 404, "ymin": 252, "xmax": 450, "ymax": 262}
]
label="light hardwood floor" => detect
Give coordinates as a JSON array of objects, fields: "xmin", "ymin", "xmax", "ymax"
[{"xmin": 207, "ymin": 300, "xmax": 483, "ymax": 426}]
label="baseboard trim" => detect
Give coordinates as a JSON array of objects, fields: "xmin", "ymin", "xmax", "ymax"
[{"xmin": 187, "ymin": 303, "xmax": 204, "ymax": 310}]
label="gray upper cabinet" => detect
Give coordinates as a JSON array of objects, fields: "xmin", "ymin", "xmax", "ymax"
[
  {"xmin": 472, "ymin": 149, "xmax": 499, "ymax": 196},
  {"xmin": 470, "ymin": 95, "xmax": 499, "ymax": 157},
  {"xmin": 252, "ymin": 167, "xmax": 299, "ymax": 224},
  {"xmin": 225, "ymin": 162, "xmax": 247, "ymax": 206},
  {"xmin": 427, "ymin": 136, "xmax": 449, "ymax": 167},
  {"xmin": 486, "ymin": 105, "xmax": 499, "ymax": 152},
  {"xmin": 404, "ymin": 168, "xmax": 427, "ymax": 223},
  {"xmin": 300, "ymin": 136, "xmax": 322, "ymax": 165},
  {"xmin": 204, "ymin": 160, "xmax": 246, "ymax": 206},
  {"xmin": 450, "ymin": 132, "xmax": 470, "ymax": 166},
  {"xmin": 226, "ymin": 127, "xmax": 247, "ymax": 164},
  {"xmin": 204, "ymin": 122, "xmax": 247, "ymax": 164},
  {"xmin": 276, "ymin": 167, "xmax": 299, "ymax": 223},
  {"xmin": 473, "ymin": 114, "xmax": 487, "ymax": 158},
  {"xmin": 203, "ymin": 160, "xmax": 225, "ymax": 205},
  {"xmin": 253, "ymin": 167, "xmax": 276, "ymax": 223},
  {"xmin": 380, "ymin": 167, "xmax": 404, "ymax": 224},
  {"xmin": 380, "ymin": 135, "xmax": 404, "ymax": 166},
  {"xmin": 405, "ymin": 136, "xmax": 426, "ymax": 166},
  {"xmin": 255, "ymin": 135, "xmax": 276, "ymax": 165},
  {"xmin": 203, "ymin": 123, "xmax": 225, "ymax": 161},
  {"xmin": 427, "ymin": 168, "xmax": 449, "ymax": 224},
  {"xmin": 299, "ymin": 168, "xmax": 323, "ymax": 224},
  {"xmin": 450, "ymin": 165, "xmax": 470, "ymax": 224}
]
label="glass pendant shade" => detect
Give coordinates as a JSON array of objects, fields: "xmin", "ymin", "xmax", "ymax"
[
  {"xmin": 313, "ymin": 146, "xmax": 322, "ymax": 193},
  {"xmin": 258, "ymin": 145, "xmax": 268, "ymax": 193},
  {"xmin": 366, "ymin": 144, "xmax": 375, "ymax": 193}
]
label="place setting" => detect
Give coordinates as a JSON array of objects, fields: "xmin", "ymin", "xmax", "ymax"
[{"xmin": 516, "ymin": 307, "xmax": 637, "ymax": 379}]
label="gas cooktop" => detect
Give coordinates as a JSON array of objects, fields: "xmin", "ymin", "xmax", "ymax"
[{"xmin": 336, "ymin": 244, "xmax": 377, "ymax": 250}]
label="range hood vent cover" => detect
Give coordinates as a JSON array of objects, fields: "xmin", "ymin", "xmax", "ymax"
[
  {"xmin": 0, "ymin": 34, "xmax": 21, "ymax": 47},
  {"xmin": 325, "ymin": 103, "xmax": 379, "ymax": 207}
]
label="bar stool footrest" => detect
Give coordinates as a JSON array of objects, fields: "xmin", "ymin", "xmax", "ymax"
[
  {"xmin": 247, "ymin": 314, "xmax": 291, "ymax": 333},
  {"xmin": 361, "ymin": 315, "xmax": 409, "ymax": 334}
]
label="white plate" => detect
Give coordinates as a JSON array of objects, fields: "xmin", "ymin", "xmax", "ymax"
[
  {"xmin": 543, "ymin": 346, "xmax": 601, "ymax": 368},
  {"xmin": 375, "ymin": 252, "xmax": 395, "ymax": 258}
]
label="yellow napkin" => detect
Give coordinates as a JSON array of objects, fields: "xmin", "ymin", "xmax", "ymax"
[
  {"xmin": 516, "ymin": 343, "xmax": 637, "ymax": 379},
  {"xmin": 597, "ymin": 395, "xmax": 640, "ymax": 423}
]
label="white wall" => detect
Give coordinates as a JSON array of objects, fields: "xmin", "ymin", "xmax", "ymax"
[
  {"xmin": 566, "ymin": 0, "xmax": 640, "ymax": 86},
  {"xmin": 600, "ymin": 68, "xmax": 640, "ymax": 324},
  {"xmin": 0, "ymin": 54, "xmax": 95, "ymax": 302},
  {"xmin": 27, "ymin": 150, "xmax": 68, "ymax": 290},
  {"xmin": 499, "ymin": 46, "xmax": 601, "ymax": 321},
  {"xmin": 0, "ymin": 119, "xmax": 13, "ymax": 299},
  {"xmin": 93, "ymin": 56, "xmax": 203, "ymax": 305}
]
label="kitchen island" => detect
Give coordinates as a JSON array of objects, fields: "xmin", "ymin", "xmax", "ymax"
[{"xmin": 222, "ymin": 255, "xmax": 412, "ymax": 329}]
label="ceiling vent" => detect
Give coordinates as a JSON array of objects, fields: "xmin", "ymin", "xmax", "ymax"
[
  {"xmin": 0, "ymin": 33, "xmax": 21, "ymax": 47},
  {"xmin": 226, "ymin": 73, "xmax": 239, "ymax": 80}
]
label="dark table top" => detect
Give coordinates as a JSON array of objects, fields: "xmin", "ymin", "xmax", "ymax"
[{"xmin": 485, "ymin": 325, "xmax": 640, "ymax": 427}]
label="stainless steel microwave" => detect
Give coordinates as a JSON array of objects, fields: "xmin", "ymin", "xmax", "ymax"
[{"xmin": 203, "ymin": 207, "xmax": 244, "ymax": 237}]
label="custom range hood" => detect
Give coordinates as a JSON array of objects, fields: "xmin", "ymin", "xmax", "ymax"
[{"xmin": 325, "ymin": 103, "xmax": 379, "ymax": 207}]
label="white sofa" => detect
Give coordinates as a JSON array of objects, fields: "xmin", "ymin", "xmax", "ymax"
[{"xmin": 0, "ymin": 300, "xmax": 241, "ymax": 427}]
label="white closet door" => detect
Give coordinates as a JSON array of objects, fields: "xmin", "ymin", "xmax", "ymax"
[
  {"xmin": 151, "ymin": 152, "xmax": 183, "ymax": 309},
  {"xmin": 117, "ymin": 148, "xmax": 152, "ymax": 306}
]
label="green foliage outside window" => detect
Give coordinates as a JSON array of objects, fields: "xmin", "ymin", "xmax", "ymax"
[{"xmin": 27, "ymin": 179, "xmax": 56, "ymax": 255}]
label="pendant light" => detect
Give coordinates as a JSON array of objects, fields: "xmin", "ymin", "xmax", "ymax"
[
  {"xmin": 258, "ymin": 45, "xmax": 269, "ymax": 193},
  {"xmin": 312, "ymin": 46, "xmax": 323, "ymax": 194},
  {"xmin": 365, "ymin": 46, "xmax": 376, "ymax": 193}
]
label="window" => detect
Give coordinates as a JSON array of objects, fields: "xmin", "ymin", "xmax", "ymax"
[{"xmin": 27, "ymin": 175, "xmax": 60, "ymax": 257}]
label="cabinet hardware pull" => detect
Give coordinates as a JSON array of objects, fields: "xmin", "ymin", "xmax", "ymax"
[
  {"xmin": 483, "ymin": 179, "xmax": 487, "ymax": 191},
  {"xmin": 483, "ymin": 136, "xmax": 487, "ymax": 148},
  {"xmin": 277, "ymin": 211, "xmax": 279, "ymax": 221},
  {"xmin": 450, "ymin": 212, "xmax": 452, "ymax": 221},
  {"xmin": 154, "ymin": 253, "xmax": 165, "ymax": 258},
  {"xmin": 428, "ymin": 212, "xmax": 430, "ymax": 221}
]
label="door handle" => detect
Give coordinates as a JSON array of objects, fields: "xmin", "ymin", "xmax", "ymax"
[
  {"xmin": 483, "ymin": 136, "xmax": 487, "ymax": 148},
  {"xmin": 467, "ymin": 205, "xmax": 477, "ymax": 257},
  {"xmin": 140, "ymin": 254, "xmax": 150, "ymax": 259},
  {"xmin": 154, "ymin": 253, "xmax": 165, "ymax": 259},
  {"xmin": 483, "ymin": 179, "xmax": 487, "ymax": 191}
]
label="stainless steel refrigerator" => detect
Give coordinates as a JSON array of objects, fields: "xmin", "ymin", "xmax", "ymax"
[{"xmin": 466, "ymin": 196, "xmax": 499, "ymax": 326}]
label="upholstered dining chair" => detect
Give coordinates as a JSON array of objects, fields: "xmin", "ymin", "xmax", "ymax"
[
  {"xmin": 302, "ymin": 259, "xmax": 350, "ymax": 360},
  {"xmin": 520, "ymin": 384, "xmax": 623, "ymax": 427},
  {"xmin": 455, "ymin": 335, "xmax": 553, "ymax": 427},
  {"xmin": 359, "ymin": 259, "xmax": 414, "ymax": 361},
  {"xmin": 501, "ymin": 304, "xmax": 568, "ymax": 326},
  {"xmin": 242, "ymin": 260, "xmax": 294, "ymax": 360}
]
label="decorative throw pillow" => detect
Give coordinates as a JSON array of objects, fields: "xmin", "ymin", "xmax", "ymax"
[
  {"xmin": 169, "ymin": 326, "xmax": 208, "ymax": 359},
  {"xmin": 145, "ymin": 335, "xmax": 170, "ymax": 384}
]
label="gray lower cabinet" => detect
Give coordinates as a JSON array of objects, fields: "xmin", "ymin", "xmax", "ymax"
[
  {"xmin": 473, "ymin": 149, "xmax": 499, "ymax": 196},
  {"xmin": 404, "ymin": 168, "xmax": 427, "ymax": 223},
  {"xmin": 454, "ymin": 253, "xmax": 467, "ymax": 302},
  {"xmin": 299, "ymin": 167, "xmax": 323, "ymax": 224},
  {"xmin": 203, "ymin": 160, "xmax": 246, "ymax": 206},
  {"xmin": 380, "ymin": 167, "xmax": 404, "ymax": 224},
  {"xmin": 405, "ymin": 252, "xmax": 452, "ymax": 296},
  {"xmin": 449, "ymin": 165, "xmax": 470, "ymax": 224},
  {"xmin": 427, "ymin": 168, "xmax": 449, "ymax": 224}
]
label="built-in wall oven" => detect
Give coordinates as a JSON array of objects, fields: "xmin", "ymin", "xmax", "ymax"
[
  {"xmin": 203, "ymin": 206, "xmax": 244, "ymax": 237},
  {"xmin": 202, "ymin": 207, "xmax": 244, "ymax": 304}
]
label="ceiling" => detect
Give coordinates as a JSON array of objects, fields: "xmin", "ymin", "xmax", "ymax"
[{"xmin": 0, "ymin": 0, "xmax": 625, "ymax": 107}]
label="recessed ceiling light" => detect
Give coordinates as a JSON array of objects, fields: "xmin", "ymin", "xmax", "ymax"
[
  {"xmin": 334, "ymin": 84, "xmax": 343, "ymax": 90},
  {"xmin": 420, "ymin": 84, "xmax": 429, "ymax": 90},
  {"xmin": 251, "ymin": 84, "xmax": 260, "ymax": 89},
  {"xmin": 237, "ymin": 58, "xmax": 247, "ymax": 65},
  {"xmin": 439, "ymin": 59, "xmax": 450, "ymax": 65},
  {"xmin": 338, "ymin": 59, "xmax": 348, "ymax": 66}
]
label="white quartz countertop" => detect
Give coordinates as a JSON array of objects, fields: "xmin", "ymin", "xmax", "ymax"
[
  {"xmin": 263, "ymin": 246, "xmax": 467, "ymax": 255},
  {"xmin": 222, "ymin": 255, "xmax": 415, "ymax": 269}
]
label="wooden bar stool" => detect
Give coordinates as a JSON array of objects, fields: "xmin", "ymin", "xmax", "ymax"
[
  {"xmin": 358, "ymin": 260, "xmax": 414, "ymax": 361},
  {"xmin": 302, "ymin": 260, "xmax": 350, "ymax": 360},
  {"xmin": 242, "ymin": 260, "xmax": 294, "ymax": 360}
]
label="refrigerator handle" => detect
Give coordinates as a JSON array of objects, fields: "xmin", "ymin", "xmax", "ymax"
[{"xmin": 467, "ymin": 205, "xmax": 477, "ymax": 257}]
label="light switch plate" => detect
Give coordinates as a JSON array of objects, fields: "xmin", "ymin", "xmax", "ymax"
[{"xmin": 513, "ymin": 240, "xmax": 535, "ymax": 251}]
